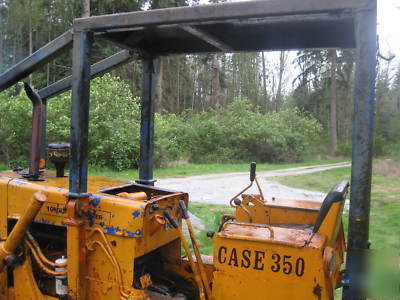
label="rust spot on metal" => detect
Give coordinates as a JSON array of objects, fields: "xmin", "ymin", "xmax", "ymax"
[
  {"xmin": 23, "ymin": 83, "xmax": 43, "ymax": 180},
  {"xmin": 313, "ymin": 283, "xmax": 322, "ymax": 300}
]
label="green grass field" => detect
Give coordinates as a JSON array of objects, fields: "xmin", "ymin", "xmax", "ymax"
[
  {"xmin": 276, "ymin": 164, "xmax": 400, "ymax": 298},
  {"xmin": 276, "ymin": 166, "xmax": 400, "ymax": 251},
  {"xmin": 188, "ymin": 203, "xmax": 234, "ymax": 255},
  {"xmin": 0, "ymin": 159, "xmax": 345, "ymax": 179},
  {"xmin": 88, "ymin": 159, "xmax": 345, "ymax": 180}
]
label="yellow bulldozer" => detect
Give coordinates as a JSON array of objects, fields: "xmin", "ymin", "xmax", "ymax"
[{"xmin": 0, "ymin": 0, "xmax": 377, "ymax": 299}]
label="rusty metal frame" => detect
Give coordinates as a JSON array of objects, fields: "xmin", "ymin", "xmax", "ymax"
[
  {"xmin": 73, "ymin": 0, "xmax": 369, "ymax": 31},
  {"xmin": 0, "ymin": 1, "xmax": 377, "ymax": 298},
  {"xmin": 38, "ymin": 50, "xmax": 134, "ymax": 100}
]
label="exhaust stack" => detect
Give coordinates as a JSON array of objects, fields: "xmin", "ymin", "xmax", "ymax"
[{"xmin": 24, "ymin": 83, "xmax": 43, "ymax": 180}]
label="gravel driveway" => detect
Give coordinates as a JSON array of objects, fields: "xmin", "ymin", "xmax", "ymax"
[{"xmin": 157, "ymin": 162, "xmax": 350, "ymax": 205}]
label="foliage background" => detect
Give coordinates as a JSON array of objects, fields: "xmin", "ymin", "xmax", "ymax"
[
  {"xmin": 0, "ymin": 75, "xmax": 322, "ymax": 170},
  {"xmin": 0, "ymin": 0, "xmax": 399, "ymax": 168}
]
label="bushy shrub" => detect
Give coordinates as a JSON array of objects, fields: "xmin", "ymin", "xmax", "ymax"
[
  {"xmin": 46, "ymin": 74, "xmax": 142, "ymax": 170},
  {"xmin": 336, "ymin": 143, "xmax": 352, "ymax": 157},
  {"xmin": 373, "ymin": 135, "xmax": 387, "ymax": 157},
  {"xmin": 183, "ymin": 99, "xmax": 322, "ymax": 163},
  {"xmin": 0, "ymin": 77, "xmax": 322, "ymax": 170},
  {"xmin": 0, "ymin": 76, "xmax": 141, "ymax": 170},
  {"xmin": 0, "ymin": 84, "xmax": 32, "ymax": 167},
  {"xmin": 155, "ymin": 113, "xmax": 188, "ymax": 167}
]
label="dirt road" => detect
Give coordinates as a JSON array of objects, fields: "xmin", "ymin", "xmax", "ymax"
[{"xmin": 158, "ymin": 162, "xmax": 350, "ymax": 205}]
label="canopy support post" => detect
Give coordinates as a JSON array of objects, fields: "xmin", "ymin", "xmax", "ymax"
[{"xmin": 343, "ymin": 1, "xmax": 377, "ymax": 299}]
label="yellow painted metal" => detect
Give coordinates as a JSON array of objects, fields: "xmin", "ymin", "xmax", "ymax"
[
  {"xmin": 0, "ymin": 169, "xmax": 189, "ymax": 299},
  {"xmin": 212, "ymin": 222, "xmax": 332, "ymax": 300},
  {"xmin": 116, "ymin": 192, "xmax": 148, "ymax": 201},
  {"xmin": 65, "ymin": 197, "xmax": 89, "ymax": 299},
  {"xmin": 12, "ymin": 252, "xmax": 57, "ymax": 300},
  {"xmin": 213, "ymin": 188, "xmax": 347, "ymax": 300},
  {"xmin": 0, "ymin": 178, "xmax": 7, "ymax": 299},
  {"xmin": 0, "ymin": 175, "xmax": 10, "ymax": 240},
  {"xmin": 177, "ymin": 223, "xmax": 207, "ymax": 300},
  {"xmin": 235, "ymin": 195, "xmax": 320, "ymax": 225},
  {"xmin": 317, "ymin": 200, "xmax": 345, "ymax": 246},
  {"xmin": 4, "ymin": 170, "xmax": 146, "ymax": 239},
  {"xmin": 0, "ymin": 266, "xmax": 7, "ymax": 299},
  {"xmin": 0, "ymin": 168, "xmax": 346, "ymax": 300},
  {"xmin": 0, "ymin": 191, "xmax": 46, "ymax": 271}
]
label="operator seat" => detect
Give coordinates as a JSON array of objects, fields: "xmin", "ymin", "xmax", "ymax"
[
  {"xmin": 312, "ymin": 180, "xmax": 349, "ymax": 246},
  {"xmin": 269, "ymin": 180, "xmax": 349, "ymax": 235}
]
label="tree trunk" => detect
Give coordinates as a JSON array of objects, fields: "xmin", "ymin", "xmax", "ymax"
[
  {"xmin": 330, "ymin": 49, "xmax": 338, "ymax": 155},
  {"xmin": 154, "ymin": 57, "xmax": 164, "ymax": 113},
  {"xmin": 275, "ymin": 51, "xmax": 285, "ymax": 112},
  {"xmin": 261, "ymin": 51, "xmax": 268, "ymax": 113},
  {"xmin": 46, "ymin": 21, "xmax": 51, "ymax": 85},
  {"xmin": 0, "ymin": 26, "xmax": 3, "ymax": 71},
  {"xmin": 176, "ymin": 60, "xmax": 180, "ymax": 113},
  {"xmin": 211, "ymin": 54, "xmax": 221, "ymax": 107},
  {"xmin": 82, "ymin": 0, "xmax": 90, "ymax": 17}
]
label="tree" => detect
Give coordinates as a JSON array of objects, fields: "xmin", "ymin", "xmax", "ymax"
[
  {"xmin": 82, "ymin": 0, "xmax": 90, "ymax": 17},
  {"xmin": 274, "ymin": 51, "xmax": 287, "ymax": 112},
  {"xmin": 261, "ymin": 51, "xmax": 269, "ymax": 113},
  {"xmin": 211, "ymin": 54, "xmax": 222, "ymax": 107},
  {"xmin": 330, "ymin": 49, "xmax": 338, "ymax": 155}
]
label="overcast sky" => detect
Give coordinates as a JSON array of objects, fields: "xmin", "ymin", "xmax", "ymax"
[
  {"xmin": 378, "ymin": 0, "xmax": 400, "ymax": 56},
  {"xmin": 196, "ymin": 0, "xmax": 399, "ymax": 57},
  {"xmin": 195, "ymin": 0, "xmax": 399, "ymax": 93}
]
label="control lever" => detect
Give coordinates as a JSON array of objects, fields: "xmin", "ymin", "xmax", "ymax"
[
  {"xmin": 250, "ymin": 161, "xmax": 256, "ymax": 182},
  {"xmin": 229, "ymin": 162, "xmax": 264, "ymax": 207},
  {"xmin": 252, "ymin": 162, "xmax": 265, "ymax": 202},
  {"xmin": 163, "ymin": 210, "xmax": 207, "ymax": 300},
  {"xmin": 163, "ymin": 210, "xmax": 178, "ymax": 229},
  {"xmin": 179, "ymin": 201, "xmax": 212, "ymax": 299}
]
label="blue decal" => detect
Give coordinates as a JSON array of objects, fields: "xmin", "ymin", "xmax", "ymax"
[
  {"xmin": 13, "ymin": 179, "xmax": 28, "ymax": 185},
  {"xmin": 103, "ymin": 226, "xmax": 140, "ymax": 238},
  {"xmin": 104, "ymin": 225, "xmax": 121, "ymax": 235},
  {"xmin": 90, "ymin": 194, "xmax": 106, "ymax": 208},
  {"xmin": 132, "ymin": 210, "xmax": 141, "ymax": 219},
  {"xmin": 123, "ymin": 229, "xmax": 137, "ymax": 238},
  {"xmin": 86, "ymin": 210, "xmax": 96, "ymax": 226}
]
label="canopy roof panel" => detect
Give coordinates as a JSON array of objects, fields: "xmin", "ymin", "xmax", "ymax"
[{"xmin": 74, "ymin": 0, "xmax": 369, "ymax": 55}]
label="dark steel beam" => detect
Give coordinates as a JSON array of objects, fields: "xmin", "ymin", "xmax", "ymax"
[
  {"xmin": 74, "ymin": 0, "xmax": 369, "ymax": 31},
  {"xmin": 66, "ymin": 30, "xmax": 92, "ymax": 300},
  {"xmin": 0, "ymin": 31, "xmax": 73, "ymax": 92},
  {"xmin": 38, "ymin": 50, "xmax": 134, "ymax": 100},
  {"xmin": 343, "ymin": 1, "xmax": 377, "ymax": 299},
  {"xmin": 180, "ymin": 26, "xmax": 232, "ymax": 52},
  {"xmin": 136, "ymin": 57, "xmax": 158, "ymax": 186},
  {"xmin": 69, "ymin": 31, "xmax": 93, "ymax": 194}
]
